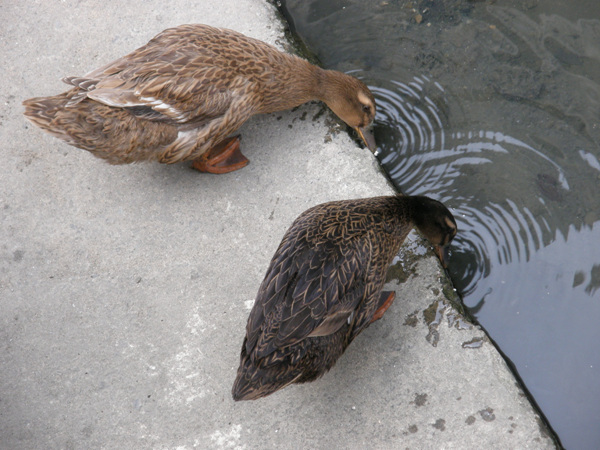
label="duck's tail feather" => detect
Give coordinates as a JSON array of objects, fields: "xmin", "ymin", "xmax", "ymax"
[
  {"xmin": 23, "ymin": 92, "xmax": 83, "ymax": 146},
  {"xmin": 22, "ymin": 90, "xmax": 179, "ymax": 164}
]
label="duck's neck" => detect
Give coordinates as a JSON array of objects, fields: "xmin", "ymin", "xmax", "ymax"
[
  {"xmin": 257, "ymin": 55, "xmax": 322, "ymax": 112},
  {"xmin": 399, "ymin": 195, "xmax": 422, "ymax": 224},
  {"xmin": 259, "ymin": 54, "xmax": 360, "ymax": 114},
  {"xmin": 314, "ymin": 68, "xmax": 350, "ymax": 106},
  {"xmin": 401, "ymin": 195, "xmax": 445, "ymax": 239},
  {"xmin": 314, "ymin": 68, "xmax": 367, "ymax": 124}
]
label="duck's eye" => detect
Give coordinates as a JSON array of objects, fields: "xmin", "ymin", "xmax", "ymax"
[{"xmin": 362, "ymin": 104, "xmax": 371, "ymax": 113}]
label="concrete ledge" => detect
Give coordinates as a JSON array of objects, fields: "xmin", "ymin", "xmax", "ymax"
[{"xmin": 1, "ymin": 0, "xmax": 556, "ymax": 448}]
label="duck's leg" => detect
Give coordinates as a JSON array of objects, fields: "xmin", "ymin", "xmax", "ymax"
[
  {"xmin": 370, "ymin": 291, "xmax": 396, "ymax": 323},
  {"xmin": 192, "ymin": 135, "xmax": 249, "ymax": 174}
]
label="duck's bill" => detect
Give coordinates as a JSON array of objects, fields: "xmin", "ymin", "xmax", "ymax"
[
  {"xmin": 355, "ymin": 126, "xmax": 376, "ymax": 153},
  {"xmin": 435, "ymin": 245, "xmax": 449, "ymax": 269}
]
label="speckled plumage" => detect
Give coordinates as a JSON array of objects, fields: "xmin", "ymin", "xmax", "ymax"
[
  {"xmin": 232, "ymin": 195, "xmax": 457, "ymax": 401},
  {"xmin": 22, "ymin": 24, "xmax": 376, "ymax": 166}
]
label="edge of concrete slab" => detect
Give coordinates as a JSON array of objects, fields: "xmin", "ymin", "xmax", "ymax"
[{"xmin": 269, "ymin": 3, "xmax": 561, "ymax": 447}]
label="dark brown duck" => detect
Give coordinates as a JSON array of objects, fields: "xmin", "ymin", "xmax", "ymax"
[
  {"xmin": 22, "ymin": 24, "xmax": 376, "ymax": 174},
  {"xmin": 233, "ymin": 195, "xmax": 457, "ymax": 401}
]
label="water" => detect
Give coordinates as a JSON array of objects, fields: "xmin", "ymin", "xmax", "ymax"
[{"xmin": 279, "ymin": 1, "xmax": 600, "ymax": 448}]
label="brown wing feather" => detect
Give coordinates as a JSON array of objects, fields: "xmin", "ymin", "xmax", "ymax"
[
  {"xmin": 246, "ymin": 230, "xmax": 369, "ymax": 361},
  {"xmin": 64, "ymin": 24, "xmax": 272, "ymax": 124},
  {"xmin": 243, "ymin": 198, "xmax": 412, "ymax": 362},
  {"xmin": 246, "ymin": 197, "xmax": 411, "ymax": 358}
]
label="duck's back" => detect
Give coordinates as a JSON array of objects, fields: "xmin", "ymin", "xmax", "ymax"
[
  {"xmin": 85, "ymin": 25, "xmax": 292, "ymax": 86},
  {"xmin": 233, "ymin": 196, "xmax": 414, "ymax": 400}
]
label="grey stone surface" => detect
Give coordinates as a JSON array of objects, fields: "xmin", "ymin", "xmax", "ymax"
[{"xmin": 1, "ymin": 0, "xmax": 556, "ymax": 448}]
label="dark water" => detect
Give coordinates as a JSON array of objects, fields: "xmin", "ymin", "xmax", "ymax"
[{"xmin": 278, "ymin": 0, "xmax": 600, "ymax": 448}]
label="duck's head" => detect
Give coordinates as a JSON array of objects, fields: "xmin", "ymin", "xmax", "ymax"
[
  {"xmin": 409, "ymin": 196, "xmax": 457, "ymax": 268},
  {"xmin": 321, "ymin": 71, "xmax": 377, "ymax": 152}
]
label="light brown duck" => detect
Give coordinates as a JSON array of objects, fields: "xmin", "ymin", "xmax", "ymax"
[
  {"xmin": 22, "ymin": 24, "xmax": 376, "ymax": 173},
  {"xmin": 232, "ymin": 195, "xmax": 457, "ymax": 401}
]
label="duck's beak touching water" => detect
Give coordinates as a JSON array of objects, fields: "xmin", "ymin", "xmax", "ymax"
[
  {"xmin": 435, "ymin": 245, "xmax": 450, "ymax": 269},
  {"xmin": 355, "ymin": 126, "xmax": 376, "ymax": 153}
]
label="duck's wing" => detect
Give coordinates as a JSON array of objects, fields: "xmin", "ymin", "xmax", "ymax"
[
  {"xmin": 63, "ymin": 29, "xmax": 258, "ymax": 124},
  {"xmin": 244, "ymin": 229, "xmax": 373, "ymax": 361}
]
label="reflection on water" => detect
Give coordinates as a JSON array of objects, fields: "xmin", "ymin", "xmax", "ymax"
[
  {"xmin": 371, "ymin": 78, "xmax": 574, "ymax": 299},
  {"xmin": 372, "ymin": 81, "xmax": 600, "ymax": 447},
  {"xmin": 280, "ymin": 0, "xmax": 600, "ymax": 448}
]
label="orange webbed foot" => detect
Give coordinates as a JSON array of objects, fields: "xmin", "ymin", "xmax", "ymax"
[
  {"xmin": 192, "ymin": 135, "xmax": 249, "ymax": 174},
  {"xmin": 370, "ymin": 291, "xmax": 396, "ymax": 323}
]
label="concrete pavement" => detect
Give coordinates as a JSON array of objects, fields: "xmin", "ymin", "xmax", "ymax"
[{"xmin": 1, "ymin": 0, "xmax": 557, "ymax": 448}]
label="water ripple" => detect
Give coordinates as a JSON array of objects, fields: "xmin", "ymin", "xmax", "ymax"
[{"xmin": 370, "ymin": 78, "xmax": 570, "ymax": 295}]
